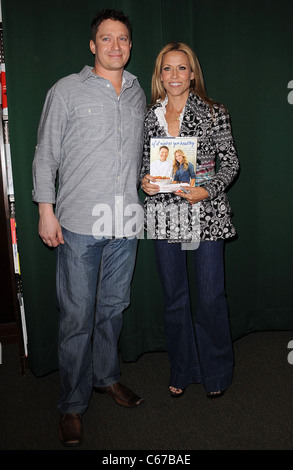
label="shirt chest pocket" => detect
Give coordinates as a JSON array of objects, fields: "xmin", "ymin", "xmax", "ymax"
[
  {"xmin": 130, "ymin": 108, "xmax": 144, "ymax": 141},
  {"xmin": 75, "ymin": 104, "xmax": 104, "ymax": 141}
]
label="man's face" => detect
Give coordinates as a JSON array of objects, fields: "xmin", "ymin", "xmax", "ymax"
[
  {"xmin": 159, "ymin": 148, "xmax": 169, "ymax": 161},
  {"xmin": 90, "ymin": 19, "xmax": 132, "ymax": 74}
]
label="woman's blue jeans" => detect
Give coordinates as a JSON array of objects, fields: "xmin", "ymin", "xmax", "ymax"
[
  {"xmin": 153, "ymin": 239, "xmax": 234, "ymax": 393},
  {"xmin": 56, "ymin": 228, "xmax": 138, "ymax": 414}
]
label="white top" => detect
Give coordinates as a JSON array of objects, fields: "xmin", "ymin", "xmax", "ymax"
[
  {"xmin": 150, "ymin": 159, "xmax": 173, "ymax": 177},
  {"xmin": 154, "ymin": 96, "xmax": 185, "ymax": 137}
]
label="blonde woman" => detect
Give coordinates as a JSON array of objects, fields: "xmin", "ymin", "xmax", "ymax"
[
  {"xmin": 172, "ymin": 149, "xmax": 195, "ymax": 186},
  {"xmin": 141, "ymin": 42, "xmax": 239, "ymax": 399}
]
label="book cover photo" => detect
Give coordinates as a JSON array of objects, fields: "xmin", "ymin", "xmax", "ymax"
[{"xmin": 149, "ymin": 137, "xmax": 198, "ymax": 193}]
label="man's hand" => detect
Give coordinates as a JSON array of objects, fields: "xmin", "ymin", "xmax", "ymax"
[{"xmin": 38, "ymin": 203, "xmax": 64, "ymax": 247}]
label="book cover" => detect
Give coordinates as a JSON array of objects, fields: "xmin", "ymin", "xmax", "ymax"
[{"xmin": 149, "ymin": 137, "xmax": 198, "ymax": 192}]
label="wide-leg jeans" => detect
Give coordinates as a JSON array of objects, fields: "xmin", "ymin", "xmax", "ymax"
[
  {"xmin": 56, "ymin": 227, "xmax": 138, "ymax": 414},
  {"xmin": 153, "ymin": 239, "xmax": 234, "ymax": 393}
]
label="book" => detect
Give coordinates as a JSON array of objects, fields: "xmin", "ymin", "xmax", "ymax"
[{"xmin": 149, "ymin": 137, "xmax": 198, "ymax": 193}]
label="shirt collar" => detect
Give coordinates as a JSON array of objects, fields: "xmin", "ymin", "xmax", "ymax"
[{"xmin": 79, "ymin": 65, "xmax": 137, "ymax": 87}]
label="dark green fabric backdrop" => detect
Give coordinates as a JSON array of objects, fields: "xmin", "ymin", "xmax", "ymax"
[{"xmin": 2, "ymin": 0, "xmax": 293, "ymax": 376}]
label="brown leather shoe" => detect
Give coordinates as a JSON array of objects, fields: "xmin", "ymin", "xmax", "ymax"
[
  {"xmin": 96, "ymin": 382, "xmax": 144, "ymax": 408},
  {"xmin": 58, "ymin": 413, "xmax": 83, "ymax": 447}
]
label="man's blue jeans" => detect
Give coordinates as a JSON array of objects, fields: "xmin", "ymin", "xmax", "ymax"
[
  {"xmin": 56, "ymin": 228, "xmax": 138, "ymax": 414},
  {"xmin": 153, "ymin": 239, "xmax": 234, "ymax": 393}
]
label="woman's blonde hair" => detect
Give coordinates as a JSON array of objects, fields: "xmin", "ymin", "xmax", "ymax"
[{"xmin": 151, "ymin": 42, "xmax": 218, "ymax": 111}]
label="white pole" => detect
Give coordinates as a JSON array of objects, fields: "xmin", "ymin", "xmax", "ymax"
[{"xmin": 0, "ymin": 0, "xmax": 28, "ymax": 358}]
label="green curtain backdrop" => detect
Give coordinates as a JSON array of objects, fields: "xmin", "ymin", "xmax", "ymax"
[{"xmin": 2, "ymin": 0, "xmax": 293, "ymax": 376}]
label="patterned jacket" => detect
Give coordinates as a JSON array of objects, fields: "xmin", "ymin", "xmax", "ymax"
[{"xmin": 141, "ymin": 92, "xmax": 240, "ymax": 242}]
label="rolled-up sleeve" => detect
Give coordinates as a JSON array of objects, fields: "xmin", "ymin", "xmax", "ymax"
[{"xmin": 32, "ymin": 85, "xmax": 68, "ymax": 203}]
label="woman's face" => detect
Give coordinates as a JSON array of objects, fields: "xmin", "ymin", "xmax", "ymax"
[
  {"xmin": 160, "ymin": 51, "xmax": 194, "ymax": 99},
  {"xmin": 175, "ymin": 152, "xmax": 183, "ymax": 163}
]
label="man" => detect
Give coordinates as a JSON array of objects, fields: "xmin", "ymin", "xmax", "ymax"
[
  {"xmin": 150, "ymin": 145, "xmax": 173, "ymax": 177},
  {"xmin": 32, "ymin": 9, "xmax": 146, "ymax": 447}
]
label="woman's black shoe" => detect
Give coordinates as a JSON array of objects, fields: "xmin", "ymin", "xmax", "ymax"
[
  {"xmin": 169, "ymin": 386, "xmax": 185, "ymax": 398},
  {"xmin": 206, "ymin": 390, "xmax": 225, "ymax": 399}
]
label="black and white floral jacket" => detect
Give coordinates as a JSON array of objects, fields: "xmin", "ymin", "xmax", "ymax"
[{"xmin": 141, "ymin": 92, "xmax": 240, "ymax": 242}]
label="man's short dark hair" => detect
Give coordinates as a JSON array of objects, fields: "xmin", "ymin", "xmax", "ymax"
[{"xmin": 90, "ymin": 9, "xmax": 132, "ymax": 42}]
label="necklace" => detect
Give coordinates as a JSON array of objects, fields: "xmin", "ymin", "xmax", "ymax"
[
  {"xmin": 166, "ymin": 105, "xmax": 184, "ymax": 122},
  {"xmin": 172, "ymin": 112, "xmax": 182, "ymax": 122}
]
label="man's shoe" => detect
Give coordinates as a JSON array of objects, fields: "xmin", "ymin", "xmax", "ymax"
[
  {"xmin": 58, "ymin": 413, "xmax": 83, "ymax": 447},
  {"xmin": 96, "ymin": 382, "xmax": 144, "ymax": 408}
]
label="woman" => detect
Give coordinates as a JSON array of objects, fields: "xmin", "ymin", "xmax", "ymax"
[
  {"xmin": 172, "ymin": 149, "xmax": 195, "ymax": 186},
  {"xmin": 141, "ymin": 42, "xmax": 239, "ymax": 398}
]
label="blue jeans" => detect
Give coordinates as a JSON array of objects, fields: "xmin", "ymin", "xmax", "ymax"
[
  {"xmin": 153, "ymin": 239, "xmax": 234, "ymax": 393},
  {"xmin": 56, "ymin": 228, "xmax": 138, "ymax": 414}
]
